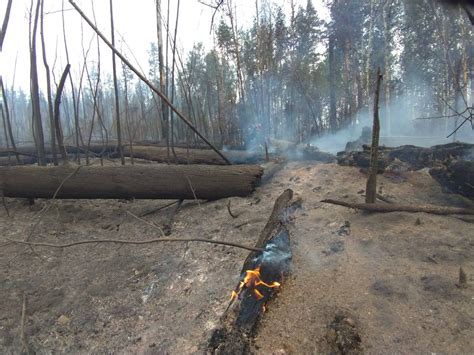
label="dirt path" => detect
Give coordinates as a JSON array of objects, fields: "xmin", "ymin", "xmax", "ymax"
[{"xmin": 0, "ymin": 162, "xmax": 472, "ymax": 353}]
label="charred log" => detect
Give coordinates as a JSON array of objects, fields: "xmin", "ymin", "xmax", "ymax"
[
  {"xmin": 208, "ymin": 189, "xmax": 299, "ymax": 354},
  {"xmin": 430, "ymin": 160, "xmax": 474, "ymax": 200},
  {"xmin": 289, "ymin": 145, "xmax": 337, "ymax": 163},
  {"xmin": 338, "ymin": 142, "xmax": 474, "ymax": 172},
  {"xmin": 0, "ymin": 164, "xmax": 263, "ymax": 200}
]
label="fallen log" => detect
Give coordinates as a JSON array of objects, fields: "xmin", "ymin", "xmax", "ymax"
[
  {"xmin": 321, "ymin": 199, "xmax": 474, "ymax": 215},
  {"xmin": 429, "ymin": 160, "xmax": 474, "ymax": 200},
  {"xmin": 124, "ymin": 146, "xmax": 264, "ymax": 165},
  {"xmin": 0, "ymin": 165, "xmax": 263, "ymax": 200},
  {"xmin": 208, "ymin": 189, "xmax": 299, "ymax": 353},
  {"xmin": 0, "ymin": 145, "xmax": 265, "ymax": 165}
]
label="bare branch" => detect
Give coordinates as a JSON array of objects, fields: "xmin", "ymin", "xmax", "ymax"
[{"xmin": 6, "ymin": 236, "xmax": 264, "ymax": 253}]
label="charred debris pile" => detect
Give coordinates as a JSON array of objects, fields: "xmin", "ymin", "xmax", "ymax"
[{"xmin": 338, "ymin": 137, "xmax": 474, "ymax": 200}]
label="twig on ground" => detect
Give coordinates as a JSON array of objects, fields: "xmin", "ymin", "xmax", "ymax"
[
  {"xmin": 227, "ymin": 199, "xmax": 239, "ymax": 218},
  {"xmin": 139, "ymin": 200, "xmax": 179, "ymax": 217},
  {"xmin": 20, "ymin": 292, "xmax": 29, "ymax": 354},
  {"xmin": 126, "ymin": 210, "xmax": 165, "ymax": 235},
  {"xmin": 454, "ymin": 216, "xmax": 474, "ymax": 224},
  {"xmin": 233, "ymin": 218, "xmax": 265, "ymax": 229}
]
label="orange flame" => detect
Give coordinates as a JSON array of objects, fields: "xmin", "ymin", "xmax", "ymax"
[
  {"xmin": 254, "ymin": 289, "xmax": 264, "ymax": 300},
  {"xmin": 230, "ymin": 265, "xmax": 281, "ymax": 302}
]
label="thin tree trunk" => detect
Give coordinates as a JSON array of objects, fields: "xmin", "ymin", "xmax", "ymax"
[
  {"xmin": 0, "ymin": 77, "xmax": 19, "ymax": 162},
  {"xmin": 109, "ymin": 0, "xmax": 125, "ymax": 165},
  {"xmin": 39, "ymin": 0, "xmax": 57, "ymax": 165},
  {"xmin": 122, "ymin": 64, "xmax": 134, "ymax": 164},
  {"xmin": 30, "ymin": 0, "xmax": 46, "ymax": 166},
  {"xmin": 155, "ymin": 0, "xmax": 168, "ymax": 142},
  {"xmin": 328, "ymin": 30, "xmax": 337, "ymax": 130},
  {"xmin": 169, "ymin": 0, "xmax": 180, "ymax": 161},
  {"xmin": 365, "ymin": 0, "xmax": 375, "ymax": 103},
  {"xmin": 53, "ymin": 65, "xmax": 70, "ymax": 163},
  {"xmin": 62, "ymin": 0, "xmax": 80, "ymax": 162},
  {"xmin": 0, "ymin": 0, "xmax": 13, "ymax": 51}
]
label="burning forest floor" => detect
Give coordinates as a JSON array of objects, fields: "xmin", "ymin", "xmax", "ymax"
[{"xmin": 1, "ymin": 160, "xmax": 473, "ymax": 353}]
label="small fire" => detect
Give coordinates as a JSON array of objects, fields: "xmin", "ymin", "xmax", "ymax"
[{"xmin": 230, "ymin": 265, "xmax": 280, "ymax": 302}]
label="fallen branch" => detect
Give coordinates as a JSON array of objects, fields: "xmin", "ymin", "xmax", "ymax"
[
  {"xmin": 233, "ymin": 218, "xmax": 264, "ymax": 229},
  {"xmin": 5, "ymin": 236, "xmax": 263, "ymax": 252},
  {"xmin": 138, "ymin": 200, "xmax": 179, "ymax": 217},
  {"xmin": 321, "ymin": 199, "xmax": 474, "ymax": 215}
]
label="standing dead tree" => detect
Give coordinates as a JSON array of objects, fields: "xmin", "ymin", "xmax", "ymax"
[
  {"xmin": 155, "ymin": 0, "xmax": 168, "ymax": 143},
  {"xmin": 109, "ymin": 0, "xmax": 125, "ymax": 165},
  {"xmin": 69, "ymin": 0, "xmax": 231, "ymax": 165},
  {"xmin": 39, "ymin": 0, "xmax": 58, "ymax": 165},
  {"xmin": 29, "ymin": 0, "xmax": 46, "ymax": 166},
  {"xmin": 0, "ymin": 77, "xmax": 19, "ymax": 162},
  {"xmin": 365, "ymin": 68, "xmax": 382, "ymax": 203}
]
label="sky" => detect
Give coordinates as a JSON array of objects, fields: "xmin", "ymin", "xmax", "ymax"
[{"xmin": 1, "ymin": 0, "xmax": 328, "ymax": 92}]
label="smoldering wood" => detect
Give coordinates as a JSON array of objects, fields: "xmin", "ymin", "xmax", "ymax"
[
  {"xmin": 0, "ymin": 164, "xmax": 263, "ymax": 200},
  {"xmin": 208, "ymin": 189, "xmax": 297, "ymax": 354},
  {"xmin": 260, "ymin": 161, "xmax": 285, "ymax": 184},
  {"xmin": 429, "ymin": 160, "xmax": 474, "ymax": 200},
  {"xmin": 287, "ymin": 145, "xmax": 337, "ymax": 163},
  {"xmin": 321, "ymin": 199, "xmax": 474, "ymax": 215},
  {"xmin": 337, "ymin": 142, "xmax": 474, "ymax": 172}
]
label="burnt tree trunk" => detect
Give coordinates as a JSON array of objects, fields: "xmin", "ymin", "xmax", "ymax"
[
  {"xmin": 366, "ymin": 68, "xmax": 382, "ymax": 203},
  {"xmin": 208, "ymin": 189, "xmax": 299, "ymax": 354},
  {"xmin": 0, "ymin": 165, "xmax": 263, "ymax": 200}
]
